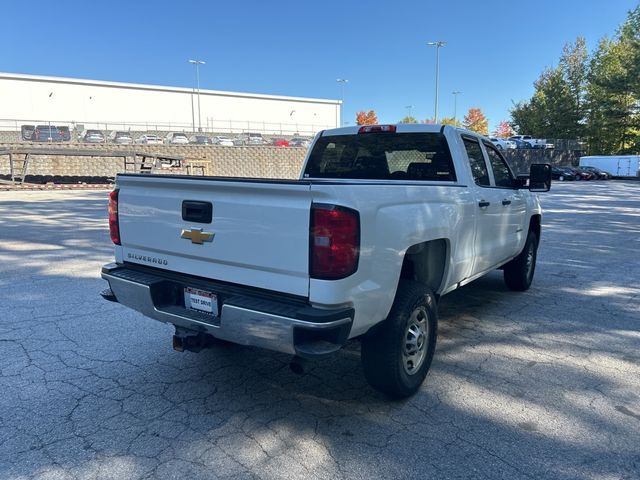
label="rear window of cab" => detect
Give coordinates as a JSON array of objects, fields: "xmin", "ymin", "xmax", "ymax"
[{"xmin": 303, "ymin": 132, "xmax": 456, "ymax": 181}]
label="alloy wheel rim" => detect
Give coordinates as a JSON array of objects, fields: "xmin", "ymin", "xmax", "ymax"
[{"xmin": 402, "ymin": 306, "xmax": 429, "ymax": 375}]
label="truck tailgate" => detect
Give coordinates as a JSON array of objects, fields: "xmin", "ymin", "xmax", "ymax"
[{"xmin": 116, "ymin": 175, "xmax": 312, "ymax": 297}]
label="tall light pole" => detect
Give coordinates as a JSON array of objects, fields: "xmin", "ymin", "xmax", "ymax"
[
  {"xmin": 189, "ymin": 59, "xmax": 205, "ymax": 132},
  {"xmin": 427, "ymin": 41, "xmax": 446, "ymax": 123},
  {"xmin": 452, "ymin": 91, "xmax": 462, "ymax": 124},
  {"xmin": 336, "ymin": 78, "xmax": 349, "ymax": 126},
  {"xmin": 405, "ymin": 105, "xmax": 414, "ymax": 120}
]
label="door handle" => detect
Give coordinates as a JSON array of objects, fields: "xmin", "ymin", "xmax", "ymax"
[
  {"xmin": 502, "ymin": 199, "xmax": 512, "ymax": 206},
  {"xmin": 478, "ymin": 201, "xmax": 490, "ymax": 208}
]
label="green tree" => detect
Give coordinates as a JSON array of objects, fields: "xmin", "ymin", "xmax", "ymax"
[
  {"xmin": 510, "ymin": 99, "xmax": 545, "ymax": 137},
  {"xmin": 585, "ymin": 37, "xmax": 637, "ymax": 154},
  {"xmin": 510, "ymin": 66, "xmax": 575, "ymax": 138},
  {"xmin": 510, "ymin": 37, "xmax": 588, "ymax": 140},
  {"xmin": 559, "ymin": 36, "xmax": 589, "ymax": 138}
]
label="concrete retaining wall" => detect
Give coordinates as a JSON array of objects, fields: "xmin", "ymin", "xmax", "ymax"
[
  {"xmin": 0, "ymin": 142, "xmax": 582, "ymax": 182},
  {"xmin": 0, "ymin": 143, "xmax": 307, "ymax": 180}
]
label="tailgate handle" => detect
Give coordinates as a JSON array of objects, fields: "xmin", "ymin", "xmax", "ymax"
[{"xmin": 182, "ymin": 201, "xmax": 212, "ymax": 223}]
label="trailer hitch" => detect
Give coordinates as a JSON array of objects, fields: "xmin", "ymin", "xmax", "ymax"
[{"xmin": 172, "ymin": 326, "xmax": 215, "ymax": 353}]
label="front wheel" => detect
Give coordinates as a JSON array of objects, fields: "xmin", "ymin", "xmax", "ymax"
[
  {"xmin": 504, "ymin": 231, "xmax": 538, "ymax": 291},
  {"xmin": 361, "ymin": 280, "xmax": 438, "ymax": 398}
]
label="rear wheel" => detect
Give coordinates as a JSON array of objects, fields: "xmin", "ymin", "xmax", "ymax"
[
  {"xmin": 361, "ymin": 280, "xmax": 438, "ymax": 398},
  {"xmin": 504, "ymin": 231, "xmax": 538, "ymax": 291}
]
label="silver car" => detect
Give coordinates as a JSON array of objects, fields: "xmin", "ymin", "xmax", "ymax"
[
  {"xmin": 136, "ymin": 134, "xmax": 163, "ymax": 144},
  {"xmin": 81, "ymin": 129, "xmax": 105, "ymax": 143},
  {"xmin": 109, "ymin": 131, "xmax": 134, "ymax": 144}
]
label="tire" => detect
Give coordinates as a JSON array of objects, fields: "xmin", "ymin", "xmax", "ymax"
[
  {"xmin": 504, "ymin": 231, "xmax": 538, "ymax": 291},
  {"xmin": 361, "ymin": 280, "xmax": 438, "ymax": 398}
]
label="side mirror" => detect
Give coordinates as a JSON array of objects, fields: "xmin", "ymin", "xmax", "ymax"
[{"xmin": 529, "ymin": 163, "xmax": 551, "ymax": 192}]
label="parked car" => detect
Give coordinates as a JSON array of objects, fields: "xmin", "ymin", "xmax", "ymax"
[
  {"xmin": 164, "ymin": 132, "xmax": 189, "ymax": 144},
  {"xmin": 189, "ymin": 135, "xmax": 212, "ymax": 145},
  {"xmin": 80, "ymin": 129, "xmax": 106, "ymax": 143},
  {"xmin": 34, "ymin": 125, "xmax": 63, "ymax": 142},
  {"xmin": 570, "ymin": 167, "xmax": 596, "ymax": 180},
  {"xmin": 136, "ymin": 134, "xmax": 163, "ymax": 145},
  {"xmin": 233, "ymin": 132, "xmax": 265, "ymax": 145},
  {"xmin": 57, "ymin": 126, "xmax": 71, "ymax": 141},
  {"xmin": 580, "ymin": 166, "xmax": 611, "ymax": 179},
  {"xmin": 211, "ymin": 136, "xmax": 234, "ymax": 146},
  {"xmin": 551, "ymin": 166, "xmax": 578, "ymax": 181},
  {"xmin": 289, "ymin": 137, "xmax": 312, "ymax": 148},
  {"xmin": 108, "ymin": 131, "xmax": 134, "ymax": 144},
  {"xmin": 271, "ymin": 138, "xmax": 289, "ymax": 147},
  {"xmin": 509, "ymin": 135, "xmax": 553, "ymax": 149},
  {"xmin": 101, "ymin": 123, "xmax": 551, "ymax": 398},
  {"xmin": 21, "ymin": 124, "xmax": 35, "ymax": 141},
  {"xmin": 509, "ymin": 138, "xmax": 533, "ymax": 149},
  {"xmin": 489, "ymin": 137, "xmax": 516, "ymax": 150}
]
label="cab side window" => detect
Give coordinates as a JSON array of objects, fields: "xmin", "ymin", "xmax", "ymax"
[
  {"xmin": 462, "ymin": 137, "xmax": 490, "ymax": 186},
  {"xmin": 484, "ymin": 143, "xmax": 515, "ymax": 188}
]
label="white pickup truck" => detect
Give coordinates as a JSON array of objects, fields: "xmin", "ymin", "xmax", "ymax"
[{"xmin": 101, "ymin": 124, "xmax": 551, "ymax": 397}]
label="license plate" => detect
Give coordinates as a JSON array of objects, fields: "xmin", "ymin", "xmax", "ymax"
[{"xmin": 184, "ymin": 287, "xmax": 218, "ymax": 315}]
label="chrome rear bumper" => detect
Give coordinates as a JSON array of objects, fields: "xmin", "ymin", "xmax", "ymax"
[{"xmin": 101, "ymin": 263, "xmax": 353, "ymax": 358}]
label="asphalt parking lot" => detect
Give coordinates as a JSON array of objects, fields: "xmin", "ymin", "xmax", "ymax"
[{"xmin": 1, "ymin": 181, "xmax": 639, "ymax": 480}]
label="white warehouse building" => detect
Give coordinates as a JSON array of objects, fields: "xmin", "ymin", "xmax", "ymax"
[{"xmin": 0, "ymin": 72, "xmax": 340, "ymax": 136}]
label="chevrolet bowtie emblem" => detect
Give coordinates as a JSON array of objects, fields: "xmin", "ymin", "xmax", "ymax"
[{"xmin": 181, "ymin": 228, "xmax": 215, "ymax": 244}]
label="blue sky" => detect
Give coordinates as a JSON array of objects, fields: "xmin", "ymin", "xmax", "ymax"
[{"xmin": 1, "ymin": 0, "xmax": 636, "ymax": 131}]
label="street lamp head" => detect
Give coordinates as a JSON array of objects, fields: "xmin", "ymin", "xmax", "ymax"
[
  {"xmin": 427, "ymin": 41, "xmax": 447, "ymax": 47},
  {"xmin": 336, "ymin": 78, "xmax": 349, "ymax": 84},
  {"xmin": 188, "ymin": 59, "xmax": 206, "ymax": 65},
  {"xmin": 452, "ymin": 91, "xmax": 462, "ymax": 95}
]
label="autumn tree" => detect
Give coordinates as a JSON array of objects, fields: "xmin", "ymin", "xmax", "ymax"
[
  {"xmin": 493, "ymin": 120, "xmax": 515, "ymax": 138},
  {"xmin": 356, "ymin": 110, "xmax": 378, "ymax": 125},
  {"xmin": 400, "ymin": 116, "xmax": 418, "ymax": 123},
  {"xmin": 463, "ymin": 108, "xmax": 489, "ymax": 135},
  {"xmin": 439, "ymin": 116, "xmax": 461, "ymax": 127}
]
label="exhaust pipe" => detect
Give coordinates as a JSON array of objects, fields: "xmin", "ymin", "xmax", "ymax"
[{"xmin": 289, "ymin": 356, "xmax": 307, "ymax": 375}]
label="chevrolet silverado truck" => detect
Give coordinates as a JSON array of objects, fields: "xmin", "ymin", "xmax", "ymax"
[{"xmin": 100, "ymin": 124, "xmax": 551, "ymax": 397}]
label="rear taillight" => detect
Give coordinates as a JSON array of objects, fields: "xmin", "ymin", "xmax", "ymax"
[
  {"xmin": 108, "ymin": 189, "xmax": 121, "ymax": 245},
  {"xmin": 310, "ymin": 204, "xmax": 359, "ymax": 279},
  {"xmin": 358, "ymin": 125, "xmax": 397, "ymax": 134}
]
